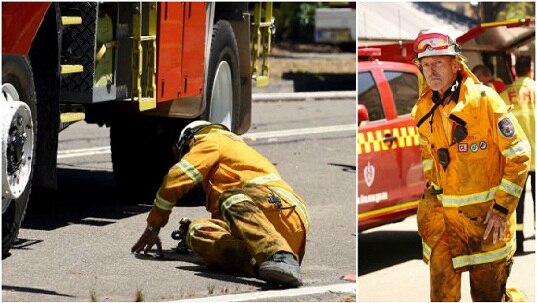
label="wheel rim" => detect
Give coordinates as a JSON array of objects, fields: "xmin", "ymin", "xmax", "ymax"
[
  {"xmin": 209, "ymin": 60, "xmax": 233, "ymax": 129},
  {"xmin": 2, "ymin": 83, "xmax": 34, "ymax": 213}
]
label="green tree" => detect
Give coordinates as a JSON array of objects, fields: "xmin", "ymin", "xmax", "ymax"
[
  {"xmin": 273, "ymin": 2, "xmax": 326, "ymax": 43},
  {"xmin": 496, "ymin": 2, "xmax": 534, "ymax": 20}
]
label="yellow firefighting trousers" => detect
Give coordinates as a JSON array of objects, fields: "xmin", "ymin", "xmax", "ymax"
[
  {"xmin": 184, "ymin": 186, "xmax": 306, "ymax": 276},
  {"xmin": 430, "ymin": 233, "xmax": 526, "ymax": 302}
]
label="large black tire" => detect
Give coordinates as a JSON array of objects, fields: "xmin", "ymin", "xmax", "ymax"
[
  {"xmin": 110, "ymin": 117, "xmax": 179, "ymax": 201},
  {"xmin": 203, "ymin": 20, "xmax": 241, "ymax": 132},
  {"xmin": 110, "ymin": 117, "xmax": 208, "ymax": 206},
  {"xmin": 2, "ymin": 55, "xmax": 37, "ymax": 258}
]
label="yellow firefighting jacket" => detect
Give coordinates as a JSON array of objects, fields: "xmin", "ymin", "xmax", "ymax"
[
  {"xmin": 412, "ymin": 62, "xmax": 531, "ymax": 270},
  {"xmin": 500, "ymin": 76, "xmax": 535, "ymax": 171},
  {"xmin": 146, "ymin": 128, "xmax": 310, "ymax": 231}
]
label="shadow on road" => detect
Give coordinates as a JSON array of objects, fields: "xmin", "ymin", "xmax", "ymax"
[
  {"xmin": 328, "ymin": 163, "xmax": 356, "ymax": 173},
  {"xmin": 282, "ymin": 72, "xmax": 356, "ymax": 92},
  {"xmin": 22, "ymin": 168, "xmax": 152, "ymax": 231},
  {"xmin": 358, "ymin": 230, "xmax": 422, "ymax": 276},
  {"xmin": 21, "ymin": 167, "xmax": 207, "ymax": 232},
  {"xmin": 2, "ymin": 285, "xmax": 75, "ymax": 298},
  {"xmin": 133, "ymin": 249, "xmax": 268, "ymax": 288}
]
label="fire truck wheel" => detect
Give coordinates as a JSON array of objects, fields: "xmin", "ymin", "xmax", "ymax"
[
  {"xmin": 110, "ymin": 117, "xmax": 188, "ymax": 201},
  {"xmin": 2, "ymin": 55, "xmax": 37, "ymax": 258},
  {"xmin": 110, "ymin": 117, "xmax": 208, "ymax": 206},
  {"xmin": 204, "ymin": 20, "xmax": 240, "ymax": 131}
]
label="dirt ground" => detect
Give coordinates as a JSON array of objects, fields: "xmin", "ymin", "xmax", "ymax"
[{"xmin": 267, "ymin": 43, "xmax": 356, "ymax": 81}]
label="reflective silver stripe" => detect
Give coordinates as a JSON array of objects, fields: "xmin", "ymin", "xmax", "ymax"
[
  {"xmin": 248, "ymin": 173, "xmax": 281, "ymax": 185},
  {"xmin": 219, "ymin": 193, "xmax": 253, "ymax": 222},
  {"xmin": 439, "ymin": 186, "xmax": 498, "ymax": 207},
  {"xmin": 499, "ymin": 178, "xmax": 524, "ymax": 198},
  {"xmin": 422, "ymin": 159, "xmax": 433, "ymax": 172},
  {"xmin": 153, "ymin": 194, "xmax": 175, "ymax": 211},
  {"xmin": 452, "ymin": 237, "xmax": 516, "ymax": 269},
  {"xmin": 516, "ymin": 223, "xmax": 524, "ymax": 231},
  {"xmin": 186, "ymin": 222, "xmax": 228, "ymax": 249},
  {"xmin": 512, "ymin": 109, "xmax": 535, "ymax": 116},
  {"xmin": 419, "ymin": 137, "xmax": 428, "ymax": 145},
  {"xmin": 269, "ymin": 187, "xmax": 311, "ymax": 232},
  {"xmin": 422, "ymin": 241, "xmax": 432, "ymax": 262},
  {"xmin": 502, "ymin": 140, "xmax": 531, "ymax": 159},
  {"xmin": 177, "ymin": 159, "xmax": 203, "ymax": 184}
]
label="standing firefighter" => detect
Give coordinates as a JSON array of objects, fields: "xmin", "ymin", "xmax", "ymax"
[
  {"xmin": 500, "ymin": 55, "xmax": 536, "ymax": 254},
  {"xmin": 131, "ymin": 121, "xmax": 309, "ymax": 288},
  {"xmin": 411, "ymin": 30, "xmax": 531, "ymax": 301}
]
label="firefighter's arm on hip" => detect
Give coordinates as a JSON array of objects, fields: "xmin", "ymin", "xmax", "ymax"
[
  {"xmin": 483, "ymin": 207, "xmax": 507, "ymax": 244},
  {"xmin": 491, "ymin": 106, "xmax": 531, "ymax": 214},
  {"xmin": 483, "ymin": 99, "xmax": 530, "ymax": 244}
]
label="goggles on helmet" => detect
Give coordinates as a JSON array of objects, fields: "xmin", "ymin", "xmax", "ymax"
[{"xmin": 414, "ymin": 33, "xmax": 460, "ymax": 59}]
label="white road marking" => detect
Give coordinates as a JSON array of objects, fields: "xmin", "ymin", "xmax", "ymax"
[
  {"xmin": 57, "ymin": 124, "xmax": 356, "ymax": 159},
  {"xmin": 176, "ymin": 282, "xmax": 356, "ymax": 302},
  {"xmin": 57, "ymin": 146, "xmax": 111, "ymax": 159},
  {"xmin": 244, "ymin": 124, "xmax": 355, "ymax": 140}
]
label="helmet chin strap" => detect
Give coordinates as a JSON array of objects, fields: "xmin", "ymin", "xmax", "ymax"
[{"xmin": 433, "ymin": 73, "xmax": 462, "ymax": 104}]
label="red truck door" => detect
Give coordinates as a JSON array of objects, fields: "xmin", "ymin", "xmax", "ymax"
[{"xmin": 358, "ymin": 61, "xmax": 423, "ymax": 230}]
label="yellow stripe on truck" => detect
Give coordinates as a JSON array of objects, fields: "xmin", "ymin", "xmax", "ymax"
[
  {"xmin": 358, "ymin": 200, "xmax": 419, "ymax": 219},
  {"xmin": 358, "ymin": 126, "xmax": 419, "ymax": 155}
]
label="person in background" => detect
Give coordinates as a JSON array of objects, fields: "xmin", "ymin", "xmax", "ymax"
[
  {"xmin": 357, "ymin": 103, "xmax": 369, "ymax": 126},
  {"xmin": 472, "ymin": 64, "xmax": 506, "ymax": 93},
  {"xmin": 500, "ymin": 55, "xmax": 536, "ymax": 254}
]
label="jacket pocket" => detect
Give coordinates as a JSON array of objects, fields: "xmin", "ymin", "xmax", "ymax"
[{"xmin": 455, "ymin": 139, "xmax": 490, "ymax": 189}]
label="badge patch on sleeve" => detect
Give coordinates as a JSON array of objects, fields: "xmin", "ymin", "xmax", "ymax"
[{"xmin": 497, "ymin": 117, "xmax": 515, "ymax": 138}]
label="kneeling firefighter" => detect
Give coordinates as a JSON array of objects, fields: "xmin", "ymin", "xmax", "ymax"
[
  {"xmin": 131, "ymin": 120, "xmax": 310, "ymax": 287},
  {"xmin": 411, "ymin": 30, "xmax": 531, "ymax": 301}
]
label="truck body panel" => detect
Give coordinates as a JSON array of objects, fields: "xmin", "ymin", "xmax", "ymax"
[
  {"xmin": 2, "ymin": 3, "xmax": 51, "ymax": 55},
  {"xmin": 157, "ymin": 2, "xmax": 205, "ymax": 102}
]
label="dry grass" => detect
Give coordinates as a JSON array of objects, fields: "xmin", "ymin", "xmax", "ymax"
[{"xmin": 265, "ymin": 44, "xmax": 356, "ymax": 81}]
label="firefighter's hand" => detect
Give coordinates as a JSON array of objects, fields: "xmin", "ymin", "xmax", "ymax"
[
  {"xmin": 483, "ymin": 209, "xmax": 507, "ymax": 244},
  {"xmin": 131, "ymin": 225, "xmax": 163, "ymax": 257}
]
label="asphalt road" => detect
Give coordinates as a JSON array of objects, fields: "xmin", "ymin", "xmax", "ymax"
[
  {"xmin": 2, "ymin": 98, "xmax": 357, "ymax": 302},
  {"xmin": 358, "ymin": 185, "xmax": 536, "ymax": 302}
]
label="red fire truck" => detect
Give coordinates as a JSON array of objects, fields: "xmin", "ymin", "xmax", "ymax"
[
  {"xmin": 1, "ymin": 2, "xmax": 273, "ymax": 255},
  {"xmin": 358, "ymin": 18, "xmax": 535, "ymax": 232}
]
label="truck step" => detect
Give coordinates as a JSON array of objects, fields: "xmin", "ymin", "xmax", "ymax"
[
  {"xmin": 60, "ymin": 112, "xmax": 85, "ymax": 123},
  {"xmin": 60, "ymin": 64, "xmax": 84, "ymax": 74},
  {"xmin": 61, "ymin": 16, "xmax": 82, "ymax": 26}
]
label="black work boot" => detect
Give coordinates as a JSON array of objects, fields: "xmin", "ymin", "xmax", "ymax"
[
  {"xmin": 171, "ymin": 217, "xmax": 191, "ymax": 254},
  {"xmin": 258, "ymin": 251, "xmax": 302, "ymax": 287}
]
